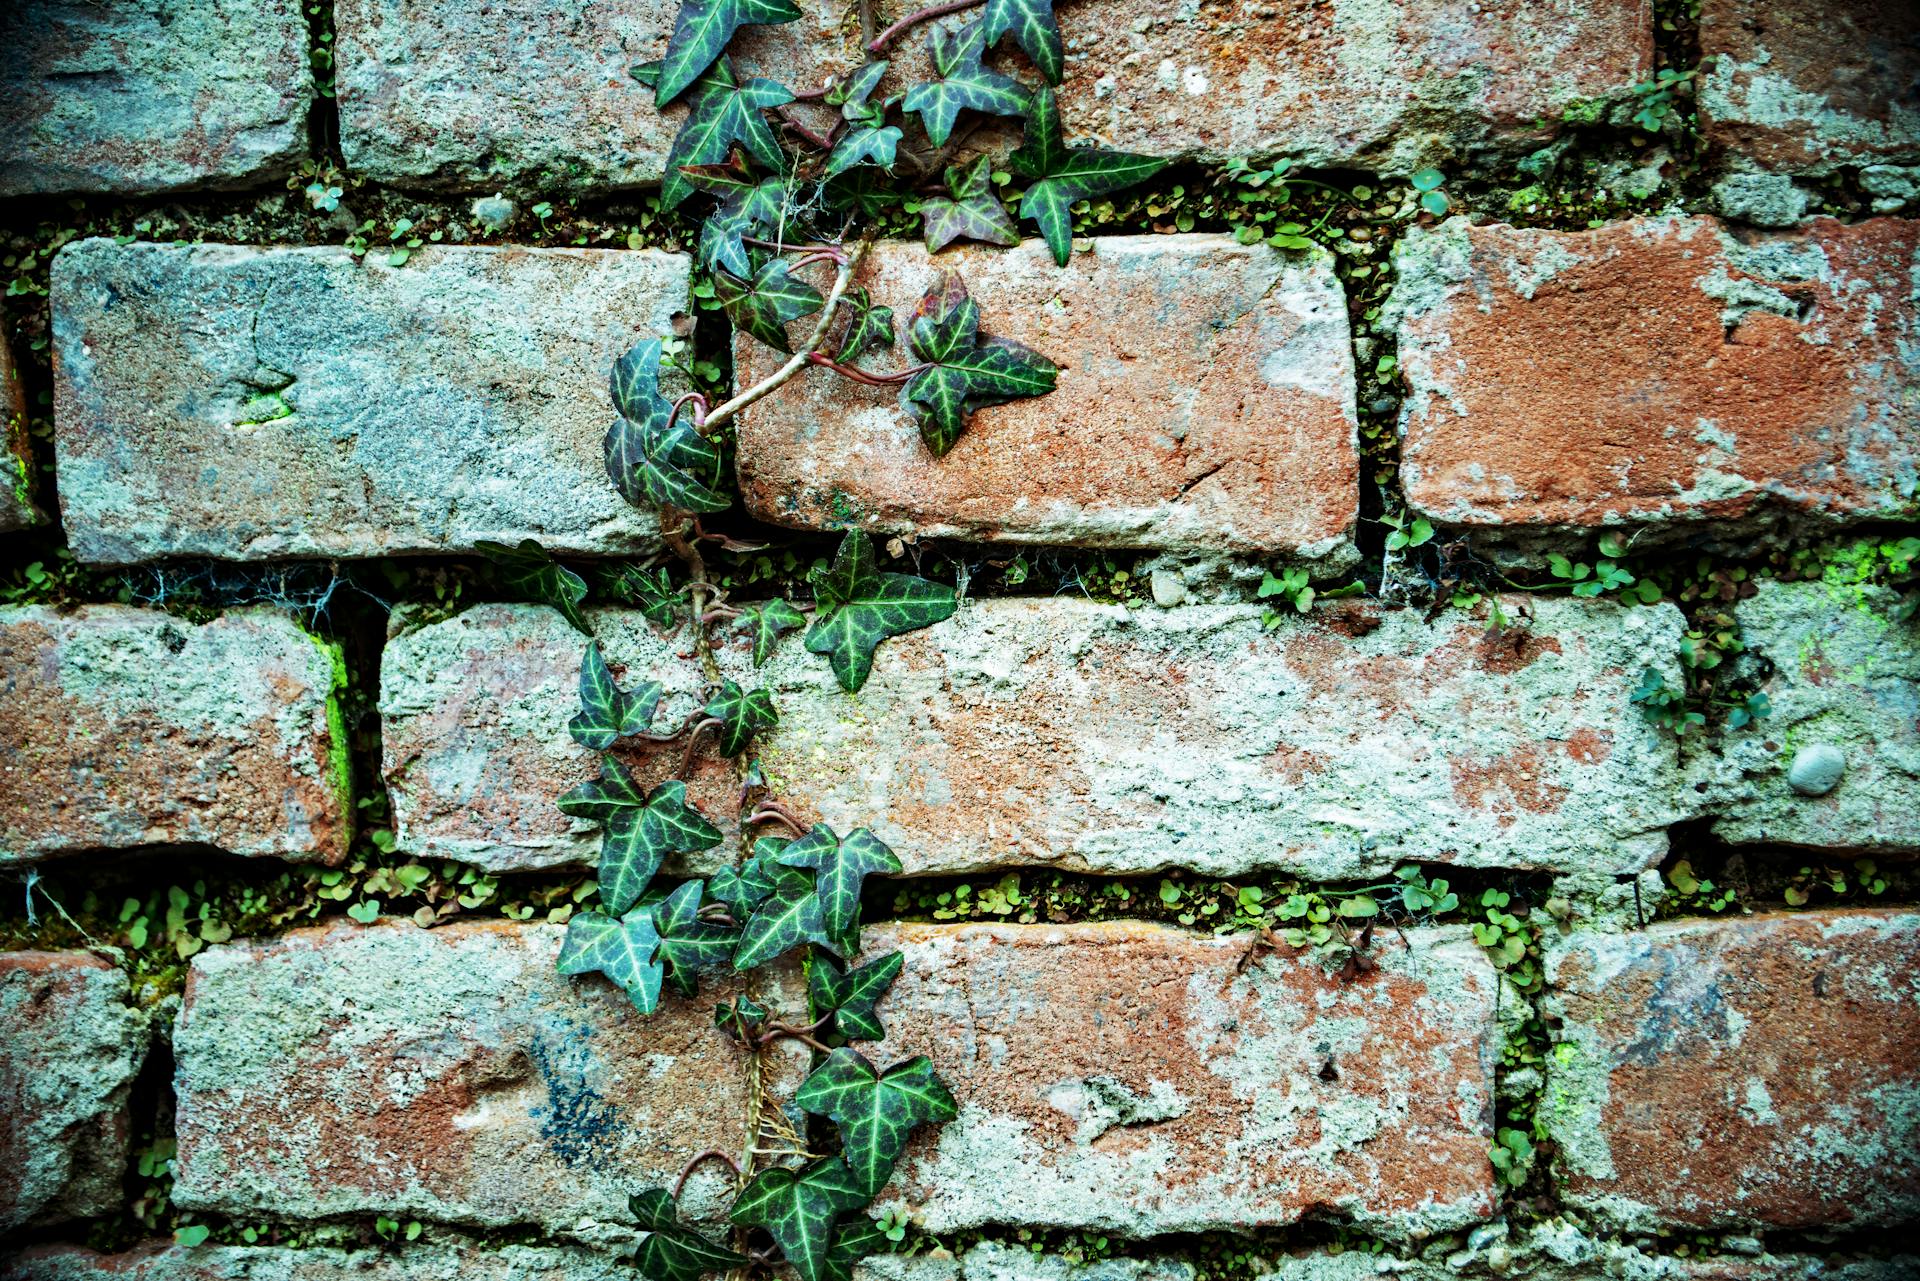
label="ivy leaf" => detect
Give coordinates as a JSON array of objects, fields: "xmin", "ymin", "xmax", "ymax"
[
  {"xmin": 704, "ymin": 680, "xmax": 779, "ymax": 756},
  {"xmin": 736, "ymin": 599, "xmax": 807, "ymax": 665},
  {"xmin": 776, "ymin": 825, "xmax": 900, "ymax": 953},
  {"xmin": 478, "ymin": 539, "xmax": 591, "ymax": 635},
  {"xmin": 640, "ymin": 58, "xmax": 795, "ymax": 209},
  {"xmin": 822, "ymin": 1218, "xmax": 892, "ymax": 1281},
  {"xmin": 901, "ymin": 20, "xmax": 1029, "ymax": 148},
  {"xmin": 557, "ymin": 905, "xmax": 665, "ymax": 1013},
  {"xmin": 902, "ymin": 272, "xmax": 1057, "ymax": 455},
  {"xmin": 1009, "ymin": 87, "xmax": 1168, "ymax": 265},
  {"xmin": 609, "ymin": 564, "xmax": 689, "ymax": 630},
  {"xmin": 697, "ymin": 178, "xmax": 792, "ymax": 278},
  {"xmin": 604, "ymin": 338, "xmax": 730, "ymax": 514},
  {"xmin": 559, "ymin": 765, "xmax": 723, "ymax": 913},
  {"xmin": 824, "ymin": 125, "xmax": 905, "ymax": 178},
  {"xmin": 982, "ymin": 0, "xmax": 1064, "ymax": 84},
  {"xmin": 810, "ymin": 950, "xmax": 904, "ymax": 1041},
  {"xmin": 570, "ymin": 641, "xmax": 663, "ymax": 750},
  {"xmin": 733, "ymin": 865, "xmax": 833, "ymax": 968},
  {"xmin": 795, "ymin": 1048, "xmax": 958, "ymax": 1198},
  {"xmin": 729, "ymin": 1158, "xmax": 869, "ymax": 1281},
  {"xmin": 652, "ymin": 880, "xmax": 741, "ymax": 997},
  {"xmin": 654, "ymin": 0, "xmax": 803, "ymax": 108},
  {"xmin": 805, "ymin": 530, "xmax": 958, "ymax": 692},
  {"xmin": 709, "ymin": 836, "xmax": 789, "ymax": 917},
  {"xmin": 827, "ymin": 61, "xmax": 890, "ymax": 120},
  {"xmin": 631, "ymin": 1187, "xmax": 749, "ymax": 1281},
  {"xmin": 715, "ymin": 258, "xmax": 826, "ymax": 352},
  {"xmin": 921, "ymin": 156, "xmax": 1018, "ymax": 253},
  {"xmin": 714, "ymin": 992, "xmax": 770, "ymax": 1040}
]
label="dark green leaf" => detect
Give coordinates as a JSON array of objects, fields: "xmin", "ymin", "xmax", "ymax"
[
  {"xmin": 653, "ymin": 58, "xmax": 796, "ymax": 208},
  {"xmin": 737, "ymin": 598, "xmax": 807, "ymax": 665},
  {"xmin": 697, "ymin": 174, "xmax": 794, "ymax": 278},
  {"xmin": 729, "ymin": 1158, "xmax": 869, "ymax": 1281},
  {"xmin": 655, "ymin": 0, "xmax": 802, "ymax": 107},
  {"xmin": 810, "ymin": 950, "xmax": 904, "ymax": 1041},
  {"xmin": 708, "ymin": 838, "xmax": 787, "ymax": 917},
  {"xmin": 902, "ymin": 273, "xmax": 1057, "ymax": 455},
  {"xmin": 569, "ymin": 641, "xmax": 663, "ymax": 749},
  {"xmin": 631, "ymin": 1186, "xmax": 749, "ymax": 1281},
  {"xmin": 559, "ymin": 765, "xmax": 723, "ymax": 913},
  {"xmin": 557, "ymin": 905, "xmax": 664, "ymax": 1013},
  {"xmin": 777, "ymin": 825, "xmax": 900, "ymax": 952},
  {"xmin": 733, "ymin": 865, "xmax": 833, "ymax": 968},
  {"xmin": 922, "ymin": 156, "xmax": 1018, "ymax": 252},
  {"xmin": 825, "ymin": 125, "xmax": 904, "ymax": 177},
  {"xmin": 704, "ymin": 680, "xmax": 779, "ymax": 756},
  {"xmin": 828, "ymin": 61, "xmax": 890, "ymax": 117},
  {"xmin": 652, "ymin": 880, "xmax": 741, "ymax": 996},
  {"xmin": 826, "ymin": 167, "xmax": 910, "ymax": 219},
  {"xmin": 604, "ymin": 338, "xmax": 730, "ymax": 514},
  {"xmin": 714, "ymin": 992, "xmax": 770, "ymax": 1039},
  {"xmin": 823, "ymin": 1219, "xmax": 892, "ymax": 1281},
  {"xmin": 805, "ymin": 530, "xmax": 958, "ymax": 692},
  {"xmin": 715, "ymin": 258, "xmax": 826, "ymax": 352},
  {"xmin": 609, "ymin": 564, "xmax": 689, "ymax": 630},
  {"xmin": 479, "ymin": 539, "xmax": 591, "ymax": 635},
  {"xmin": 1009, "ymin": 88, "xmax": 1168, "ymax": 265},
  {"xmin": 901, "ymin": 20, "xmax": 1029, "ymax": 147},
  {"xmin": 982, "ymin": 0, "xmax": 1063, "ymax": 84},
  {"xmin": 795, "ymin": 1048, "xmax": 957, "ymax": 1198}
]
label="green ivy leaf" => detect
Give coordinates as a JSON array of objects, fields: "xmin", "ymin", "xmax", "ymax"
[
  {"xmin": 834, "ymin": 290, "xmax": 896, "ymax": 363},
  {"xmin": 652, "ymin": 880, "xmax": 741, "ymax": 996},
  {"xmin": 828, "ymin": 61, "xmax": 890, "ymax": 117},
  {"xmin": 709, "ymin": 837, "xmax": 788, "ymax": 917},
  {"xmin": 733, "ymin": 865, "xmax": 833, "ymax": 968},
  {"xmin": 729, "ymin": 1158, "xmax": 869, "ymax": 1281},
  {"xmin": 776, "ymin": 825, "xmax": 900, "ymax": 953},
  {"xmin": 737, "ymin": 598, "xmax": 808, "ymax": 664},
  {"xmin": 825, "ymin": 125, "xmax": 905, "ymax": 178},
  {"xmin": 604, "ymin": 338, "xmax": 731, "ymax": 514},
  {"xmin": 714, "ymin": 992, "xmax": 770, "ymax": 1040},
  {"xmin": 795, "ymin": 1048, "xmax": 957, "ymax": 1198},
  {"xmin": 902, "ymin": 272, "xmax": 1057, "ymax": 455},
  {"xmin": 810, "ymin": 950, "xmax": 904, "ymax": 1041},
  {"xmin": 1009, "ymin": 87, "xmax": 1168, "ymax": 266},
  {"xmin": 558, "ymin": 904, "xmax": 665, "ymax": 1013},
  {"xmin": 610, "ymin": 564, "xmax": 689, "ymax": 630},
  {"xmin": 982, "ymin": 0, "xmax": 1064, "ymax": 84},
  {"xmin": 478, "ymin": 539, "xmax": 591, "ymax": 635},
  {"xmin": 921, "ymin": 156, "xmax": 1018, "ymax": 253},
  {"xmin": 570, "ymin": 641, "xmax": 663, "ymax": 750},
  {"xmin": 901, "ymin": 20, "xmax": 1030, "ymax": 148},
  {"xmin": 641, "ymin": 58, "xmax": 795, "ymax": 209},
  {"xmin": 805, "ymin": 530, "xmax": 958, "ymax": 692},
  {"xmin": 823, "ymin": 1218, "xmax": 891, "ymax": 1281},
  {"xmin": 715, "ymin": 258, "xmax": 826, "ymax": 352},
  {"xmin": 825, "ymin": 167, "xmax": 909, "ymax": 219},
  {"xmin": 631, "ymin": 1187, "xmax": 749, "ymax": 1281},
  {"xmin": 704, "ymin": 680, "xmax": 779, "ymax": 756},
  {"xmin": 559, "ymin": 766, "xmax": 723, "ymax": 913},
  {"xmin": 654, "ymin": 0, "xmax": 802, "ymax": 108}
]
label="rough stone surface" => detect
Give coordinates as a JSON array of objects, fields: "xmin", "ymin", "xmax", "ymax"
[
  {"xmin": 1708, "ymin": 172, "xmax": 1809, "ymax": 228},
  {"xmin": 860, "ymin": 1244, "xmax": 1195, "ymax": 1281},
  {"xmin": 735, "ymin": 237, "xmax": 1358, "ymax": 563},
  {"xmin": 1699, "ymin": 0, "xmax": 1920, "ymax": 176},
  {"xmin": 380, "ymin": 604, "xmax": 735, "ymax": 872},
  {"xmin": 1, "ymin": 1243, "xmax": 634, "ymax": 1281},
  {"xmin": 751, "ymin": 595, "xmax": 1691, "ymax": 879},
  {"xmin": 1693, "ymin": 580, "xmax": 1919, "ymax": 853},
  {"xmin": 170, "ymin": 920, "xmax": 804, "ymax": 1232},
  {"xmin": 51, "ymin": 240, "xmax": 685, "ymax": 564},
  {"xmin": 862, "ymin": 921, "xmax": 1497, "ymax": 1238},
  {"xmin": 0, "ymin": 0, "xmax": 312, "ymax": 197},
  {"xmin": 1542, "ymin": 910, "xmax": 1920, "ymax": 1232},
  {"xmin": 2, "ymin": 334, "xmax": 40, "ymax": 533},
  {"xmin": 0, "ymin": 952, "xmax": 147, "ymax": 1232},
  {"xmin": 0, "ymin": 605, "xmax": 349, "ymax": 866},
  {"xmin": 1390, "ymin": 215, "xmax": 1920, "ymax": 535}
]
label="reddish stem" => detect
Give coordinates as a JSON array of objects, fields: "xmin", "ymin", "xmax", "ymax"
[
  {"xmin": 670, "ymin": 1148, "xmax": 742, "ymax": 1201},
  {"xmin": 807, "ymin": 352, "xmax": 922, "ymax": 385},
  {"xmin": 868, "ymin": 0, "xmax": 985, "ymax": 53},
  {"xmin": 777, "ymin": 105, "xmax": 836, "ymax": 151},
  {"xmin": 665, "ymin": 391, "xmax": 708, "ymax": 434}
]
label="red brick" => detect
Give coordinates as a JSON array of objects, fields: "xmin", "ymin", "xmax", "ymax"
[
  {"xmin": 735, "ymin": 236, "xmax": 1357, "ymax": 560},
  {"xmin": 1543, "ymin": 910, "xmax": 1920, "ymax": 1232},
  {"xmin": 862, "ymin": 921, "xmax": 1498, "ymax": 1238},
  {"xmin": 0, "ymin": 605, "xmax": 349, "ymax": 866},
  {"xmin": 1391, "ymin": 215, "xmax": 1920, "ymax": 535},
  {"xmin": 3, "ymin": 1243, "xmax": 633, "ymax": 1281}
]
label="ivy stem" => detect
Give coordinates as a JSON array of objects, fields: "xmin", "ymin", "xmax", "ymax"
[
  {"xmin": 681, "ymin": 717, "xmax": 723, "ymax": 777},
  {"xmin": 807, "ymin": 352, "xmax": 923, "ymax": 385},
  {"xmin": 777, "ymin": 104, "xmax": 836, "ymax": 152},
  {"xmin": 703, "ymin": 242, "xmax": 870, "ymax": 433},
  {"xmin": 745, "ymin": 806, "xmax": 808, "ymax": 837},
  {"xmin": 752, "ymin": 798, "xmax": 811, "ymax": 832},
  {"xmin": 702, "ymin": 604, "xmax": 742, "ymax": 623},
  {"xmin": 868, "ymin": 0, "xmax": 985, "ymax": 53},
  {"xmin": 671, "ymin": 1148, "xmax": 743, "ymax": 1201},
  {"xmin": 665, "ymin": 391, "xmax": 708, "ymax": 433},
  {"xmin": 756, "ymin": 1023, "xmax": 832, "ymax": 1053}
]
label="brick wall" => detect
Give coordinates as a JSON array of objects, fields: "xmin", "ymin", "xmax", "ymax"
[{"xmin": 2, "ymin": 3, "xmax": 1917, "ymax": 1281}]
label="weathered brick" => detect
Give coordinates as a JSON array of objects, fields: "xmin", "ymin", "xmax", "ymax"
[
  {"xmin": 52, "ymin": 240, "xmax": 685, "ymax": 564},
  {"xmin": 334, "ymin": 0, "xmax": 1648, "ymax": 191},
  {"xmin": 1699, "ymin": 0, "xmax": 1920, "ymax": 176},
  {"xmin": 0, "ymin": 952, "xmax": 147, "ymax": 1231},
  {"xmin": 380, "ymin": 604, "xmax": 735, "ymax": 872},
  {"xmin": 171, "ymin": 920, "xmax": 805, "ymax": 1230},
  {"xmin": 2, "ymin": 1243, "xmax": 633, "ymax": 1281},
  {"xmin": 0, "ymin": 0, "xmax": 312, "ymax": 196},
  {"xmin": 1542, "ymin": 910, "xmax": 1920, "ymax": 1232},
  {"xmin": 1390, "ymin": 215, "xmax": 1920, "ymax": 537},
  {"xmin": 2, "ymin": 335, "xmax": 40, "ymax": 533},
  {"xmin": 735, "ymin": 236, "xmax": 1358, "ymax": 562},
  {"xmin": 751, "ymin": 595, "xmax": 1690, "ymax": 880},
  {"xmin": 1259, "ymin": 1230, "xmax": 1919, "ymax": 1281},
  {"xmin": 1693, "ymin": 579, "xmax": 1919, "ymax": 853},
  {"xmin": 862, "ymin": 921, "xmax": 1497, "ymax": 1238},
  {"xmin": 0, "ymin": 605, "xmax": 348, "ymax": 866}
]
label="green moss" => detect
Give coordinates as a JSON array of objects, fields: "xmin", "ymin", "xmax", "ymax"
[{"xmin": 310, "ymin": 631, "xmax": 357, "ymax": 840}]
